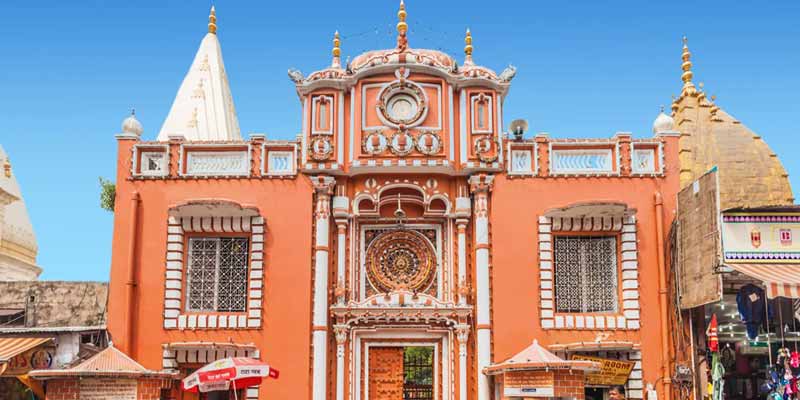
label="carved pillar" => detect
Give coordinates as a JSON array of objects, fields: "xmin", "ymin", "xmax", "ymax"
[
  {"xmin": 334, "ymin": 324, "xmax": 349, "ymax": 400},
  {"xmin": 454, "ymin": 195, "xmax": 470, "ymax": 305},
  {"xmin": 456, "ymin": 324, "xmax": 471, "ymax": 400},
  {"xmin": 333, "ymin": 191, "xmax": 349, "ymax": 304},
  {"xmin": 311, "ymin": 176, "xmax": 335, "ymax": 400},
  {"xmin": 469, "ymin": 174, "xmax": 494, "ymax": 400}
]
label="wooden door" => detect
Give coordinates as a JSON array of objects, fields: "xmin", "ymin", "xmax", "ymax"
[{"xmin": 368, "ymin": 347, "xmax": 404, "ymax": 399}]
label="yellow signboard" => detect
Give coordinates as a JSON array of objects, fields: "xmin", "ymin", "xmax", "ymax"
[{"xmin": 571, "ymin": 355, "xmax": 634, "ymax": 386}]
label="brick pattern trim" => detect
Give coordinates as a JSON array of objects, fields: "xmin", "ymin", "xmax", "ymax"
[
  {"xmin": 538, "ymin": 215, "xmax": 640, "ymax": 330},
  {"xmin": 163, "ymin": 215, "xmax": 265, "ymax": 330},
  {"xmin": 625, "ymin": 350, "xmax": 644, "ymax": 399}
]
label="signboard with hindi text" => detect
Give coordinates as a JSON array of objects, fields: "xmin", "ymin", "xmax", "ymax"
[{"xmin": 571, "ymin": 355, "xmax": 634, "ymax": 386}]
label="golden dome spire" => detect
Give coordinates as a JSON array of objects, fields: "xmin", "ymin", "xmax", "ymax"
[
  {"xmin": 464, "ymin": 28, "xmax": 474, "ymax": 65},
  {"xmin": 208, "ymin": 6, "xmax": 217, "ymax": 34},
  {"xmin": 331, "ymin": 31, "xmax": 342, "ymax": 68},
  {"xmin": 396, "ymin": 0, "xmax": 408, "ymax": 51},
  {"xmin": 681, "ymin": 36, "xmax": 696, "ymax": 95}
]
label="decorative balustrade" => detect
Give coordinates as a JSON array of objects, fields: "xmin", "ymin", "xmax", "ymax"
[
  {"xmin": 505, "ymin": 134, "xmax": 665, "ymax": 178},
  {"xmin": 129, "ymin": 140, "xmax": 298, "ymax": 179}
]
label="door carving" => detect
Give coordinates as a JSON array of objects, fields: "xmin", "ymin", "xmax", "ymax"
[{"xmin": 368, "ymin": 347, "xmax": 404, "ymax": 399}]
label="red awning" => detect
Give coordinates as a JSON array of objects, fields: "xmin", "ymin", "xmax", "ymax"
[{"xmin": 728, "ymin": 263, "xmax": 800, "ymax": 298}]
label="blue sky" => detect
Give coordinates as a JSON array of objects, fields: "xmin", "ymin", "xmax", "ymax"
[{"xmin": 2, "ymin": 1, "xmax": 799, "ymax": 281}]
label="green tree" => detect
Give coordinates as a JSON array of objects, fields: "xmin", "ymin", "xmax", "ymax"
[{"xmin": 99, "ymin": 177, "xmax": 116, "ymax": 212}]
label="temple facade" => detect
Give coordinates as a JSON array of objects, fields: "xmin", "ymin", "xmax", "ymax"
[{"xmin": 104, "ymin": 4, "xmax": 685, "ymax": 400}]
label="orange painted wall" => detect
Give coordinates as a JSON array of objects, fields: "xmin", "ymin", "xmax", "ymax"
[
  {"xmin": 107, "ymin": 139, "xmax": 314, "ymax": 400},
  {"xmin": 489, "ymin": 136, "xmax": 680, "ymax": 398}
]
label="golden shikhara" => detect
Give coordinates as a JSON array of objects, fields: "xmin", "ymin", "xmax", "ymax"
[
  {"xmin": 675, "ymin": 38, "xmax": 794, "ymax": 208},
  {"xmin": 365, "ymin": 230, "xmax": 437, "ymax": 295}
]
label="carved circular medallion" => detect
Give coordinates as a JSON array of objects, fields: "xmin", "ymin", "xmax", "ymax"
[
  {"xmin": 310, "ymin": 136, "xmax": 333, "ymax": 160},
  {"xmin": 365, "ymin": 230, "xmax": 437, "ymax": 293},
  {"xmin": 376, "ymin": 80, "xmax": 428, "ymax": 128},
  {"xmin": 390, "ymin": 130, "xmax": 415, "ymax": 156},
  {"xmin": 416, "ymin": 131, "xmax": 442, "ymax": 155},
  {"xmin": 363, "ymin": 132, "xmax": 388, "ymax": 155},
  {"xmin": 473, "ymin": 136, "xmax": 497, "ymax": 163}
]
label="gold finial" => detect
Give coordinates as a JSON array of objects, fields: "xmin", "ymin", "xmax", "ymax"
[
  {"xmin": 681, "ymin": 36, "xmax": 696, "ymax": 95},
  {"xmin": 464, "ymin": 28, "xmax": 474, "ymax": 65},
  {"xmin": 208, "ymin": 6, "xmax": 217, "ymax": 34},
  {"xmin": 3, "ymin": 157, "xmax": 10, "ymax": 178},
  {"xmin": 396, "ymin": 0, "xmax": 408, "ymax": 51},
  {"xmin": 331, "ymin": 31, "xmax": 342, "ymax": 68}
]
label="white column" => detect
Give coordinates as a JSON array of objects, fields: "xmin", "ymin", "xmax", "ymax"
[
  {"xmin": 456, "ymin": 324, "xmax": 471, "ymax": 400},
  {"xmin": 312, "ymin": 176, "xmax": 335, "ymax": 400},
  {"xmin": 469, "ymin": 174, "xmax": 494, "ymax": 400},
  {"xmin": 334, "ymin": 324, "xmax": 349, "ymax": 400},
  {"xmin": 456, "ymin": 218, "xmax": 469, "ymax": 305},
  {"xmin": 332, "ymin": 193, "xmax": 349, "ymax": 303}
]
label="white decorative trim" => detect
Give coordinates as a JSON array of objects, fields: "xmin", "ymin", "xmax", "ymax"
[
  {"xmin": 337, "ymin": 91, "xmax": 345, "ymax": 161},
  {"xmin": 448, "ymin": 85, "xmax": 455, "ymax": 162},
  {"xmin": 180, "ymin": 143, "xmax": 252, "ymax": 177},
  {"xmin": 311, "ymin": 95, "xmax": 334, "ymax": 135},
  {"xmin": 459, "ymin": 89, "xmax": 467, "ymax": 162},
  {"xmin": 349, "ymin": 87, "xmax": 355, "ymax": 163},
  {"xmin": 263, "ymin": 146, "xmax": 297, "ymax": 176},
  {"xmin": 630, "ymin": 142, "xmax": 665, "ymax": 176},
  {"xmin": 131, "ymin": 144, "xmax": 170, "ymax": 178},
  {"xmin": 538, "ymin": 214, "xmax": 640, "ymax": 330},
  {"xmin": 549, "ymin": 147, "xmax": 615, "ymax": 175},
  {"xmin": 350, "ymin": 329, "xmax": 452, "ymax": 400},
  {"xmin": 509, "ymin": 149, "xmax": 534, "ymax": 175},
  {"xmin": 470, "ymin": 93, "xmax": 493, "ymax": 134},
  {"xmin": 360, "ymin": 82, "xmax": 442, "ymax": 131},
  {"xmin": 163, "ymin": 215, "xmax": 265, "ymax": 330}
]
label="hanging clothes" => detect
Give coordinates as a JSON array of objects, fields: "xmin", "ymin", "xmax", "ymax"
[
  {"xmin": 737, "ymin": 284, "xmax": 767, "ymax": 340},
  {"xmin": 707, "ymin": 314, "xmax": 719, "ymax": 352},
  {"xmin": 711, "ymin": 352, "xmax": 725, "ymax": 400}
]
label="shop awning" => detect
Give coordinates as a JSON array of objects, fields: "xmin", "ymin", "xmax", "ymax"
[
  {"xmin": 728, "ymin": 263, "xmax": 800, "ymax": 298},
  {"xmin": 0, "ymin": 337, "xmax": 52, "ymax": 363}
]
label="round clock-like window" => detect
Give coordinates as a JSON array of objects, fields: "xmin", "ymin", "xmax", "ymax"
[{"xmin": 387, "ymin": 94, "xmax": 419, "ymax": 122}]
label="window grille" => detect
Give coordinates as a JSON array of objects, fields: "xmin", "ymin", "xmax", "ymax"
[
  {"xmin": 553, "ymin": 236, "xmax": 618, "ymax": 313},
  {"xmin": 186, "ymin": 237, "xmax": 249, "ymax": 312}
]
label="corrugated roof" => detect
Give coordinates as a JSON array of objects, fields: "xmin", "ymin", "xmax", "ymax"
[
  {"xmin": 0, "ymin": 337, "xmax": 52, "ymax": 362},
  {"xmin": 29, "ymin": 345, "xmax": 175, "ymax": 379},
  {"xmin": 484, "ymin": 340, "xmax": 599, "ymax": 374}
]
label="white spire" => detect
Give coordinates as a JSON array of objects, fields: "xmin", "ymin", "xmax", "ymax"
[{"xmin": 157, "ymin": 7, "xmax": 241, "ymax": 141}]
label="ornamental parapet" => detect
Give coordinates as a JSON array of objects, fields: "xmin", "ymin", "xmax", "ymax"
[
  {"xmin": 124, "ymin": 136, "xmax": 299, "ymax": 180},
  {"xmin": 505, "ymin": 132, "xmax": 671, "ymax": 178}
]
